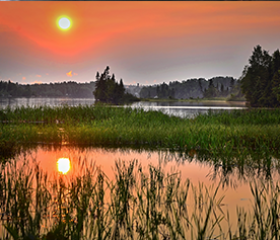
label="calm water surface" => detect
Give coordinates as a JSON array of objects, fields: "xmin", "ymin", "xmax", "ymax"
[
  {"xmin": 13, "ymin": 146, "xmax": 280, "ymax": 218},
  {"xmin": 1, "ymin": 97, "xmax": 265, "ymax": 236},
  {"xmin": 130, "ymin": 100, "xmax": 246, "ymax": 118},
  {"xmin": 0, "ymin": 97, "xmax": 247, "ymax": 118},
  {"xmin": 2, "ymin": 142, "xmax": 278, "ymax": 237}
]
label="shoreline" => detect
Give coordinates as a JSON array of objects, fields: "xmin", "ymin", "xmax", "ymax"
[{"xmin": 140, "ymin": 98, "xmax": 247, "ymax": 106}]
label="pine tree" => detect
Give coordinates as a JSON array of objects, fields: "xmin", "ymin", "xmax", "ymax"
[
  {"xmin": 203, "ymin": 79, "xmax": 217, "ymax": 98},
  {"xmin": 94, "ymin": 66, "xmax": 110, "ymax": 102},
  {"xmin": 198, "ymin": 79, "xmax": 203, "ymax": 94},
  {"xmin": 241, "ymin": 45, "xmax": 273, "ymax": 107},
  {"xmin": 272, "ymin": 70, "xmax": 280, "ymax": 106},
  {"xmin": 221, "ymin": 84, "xmax": 224, "ymax": 94},
  {"xmin": 93, "ymin": 67, "xmax": 136, "ymax": 104},
  {"xmin": 272, "ymin": 50, "xmax": 280, "ymax": 73},
  {"xmin": 209, "ymin": 79, "xmax": 214, "ymax": 88},
  {"xmin": 230, "ymin": 78, "xmax": 235, "ymax": 89}
]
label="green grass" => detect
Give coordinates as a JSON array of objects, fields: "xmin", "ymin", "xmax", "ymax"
[
  {"xmin": 1, "ymin": 105, "xmax": 280, "ymax": 156},
  {"xmin": 1, "ymin": 157, "xmax": 280, "ymax": 240},
  {"xmin": 1, "ymin": 105, "xmax": 279, "ymax": 239}
]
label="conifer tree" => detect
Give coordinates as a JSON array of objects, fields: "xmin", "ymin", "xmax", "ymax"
[
  {"xmin": 93, "ymin": 67, "xmax": 137, "ymax": 104},
  {"xmin": 240, "ymin": 45, "xmax": 276, "ymax": 107},
  {"xmin": 221, "ymin": 84, "xmax": 224, "ymax": 94}
]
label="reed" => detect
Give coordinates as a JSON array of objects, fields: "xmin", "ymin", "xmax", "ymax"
[
  {"xmin": 1, "ymin": 157, "xmax": 280, "ymax": 240},
  {"xmin": 1, "ymin": 106, "xmax": 280, "ymax": 155}
]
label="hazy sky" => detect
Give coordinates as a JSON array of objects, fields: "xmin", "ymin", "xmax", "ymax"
[{"xmin": 0, "ymin": 2, "xmax": 280, "ymax": 85}]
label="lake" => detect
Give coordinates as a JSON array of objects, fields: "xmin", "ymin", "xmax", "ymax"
[
  {"xmin": 2, "ymin": 145, "xmax": 279, "ymax": 239},
  {"xmin": 15, "ymin": 145, "xmax": 277, "ymax": 209},
  {"xmin": 0, "ymin": 97, "xmax": 247, "ymax": 118},
  {"xmin": 129, "ymin": 100, "xmax": 246, "ymax": 118},
  {"xmin": 2, "ymin": 97, "xmax": 277, "ymax": 239}
]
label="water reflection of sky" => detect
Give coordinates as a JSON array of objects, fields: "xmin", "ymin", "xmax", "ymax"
[
  {"xmin": 0, "ymin": 98, "xmax": 247, "ymax": 118},
  {"xmin": 129, "ymin": 101, "xmax": 247, "ymax": 118},
  {"xmin": 5, "ymin": 145, "xmax": 280, "ymax": 233},
  {"xmin": 1, "ymin": 98, "xmax": 277, "ymax": 235},
  {"xmin": 57, "ymin": 158, "xmax": 71, "ymax": 174},
  {"xmin": 15, "ymin": 146, "xmax": 276, "ymax": 217}
]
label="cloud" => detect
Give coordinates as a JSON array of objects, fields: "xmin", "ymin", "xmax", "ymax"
[
  {"xmin": 22, "ymin": 77, "xmax": 26, "ymax": 80},
  {"xmin": 46, "ymin": 73, "xmax": 49, "ymax": 75},
  {"xmin": 66, "ymin": 71, "xmax": 72, "ymax": 77},
  {"xmin": 73, "ymin": 72, "xmax": 78, "ymax": 76},
  {"xmin": 36, "ymin": 75, "xmax": 41, "ymax": 77}
]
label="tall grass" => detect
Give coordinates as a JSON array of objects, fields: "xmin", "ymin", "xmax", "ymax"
[
  {"xmin": 1, "ymin": 105, "xmax": 280, "ymax": 154},
  {"xmin": 1, "ymin": 157, "xmax": 280, "ymax": 240}
]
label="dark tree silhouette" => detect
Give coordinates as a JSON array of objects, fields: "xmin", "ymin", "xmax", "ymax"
[
  {"xmin": 241, "ymin": 45, "xmax": 280, "ymax": 107},
  {"xmin": 93, "ymin": 67, "xmax": 138, "ymax": 104}
]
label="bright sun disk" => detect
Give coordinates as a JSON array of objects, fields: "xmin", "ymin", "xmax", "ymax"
[
  {"xmin": 57, "ymin": 16, "xmax": 71, "ymax": 30},
  {"xmin": 57, "ymin": 158, "xmax": 71, "ymax": 174}
]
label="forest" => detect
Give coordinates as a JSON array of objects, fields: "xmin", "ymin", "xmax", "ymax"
[
  {"xmin": 0, "ymin": 76, "xmax": 243, "ymax": 101},
  {"xmin": 240, "ymin": 45, "xmax": 280, "ymax": 107},
  {"xmin": 140, "ymin": 45, "xmax": 280, "ymax": 107},
  {"xmin": 1, "ymin": 45, "xmax": 280, "ymax": 107},
  {"xmin": 139, "ymin": 76, "xmax": 244, "ymax": 100},
  {"xmin": 0, "ymin": 81, "xmax": 95, "ymax": 98}
]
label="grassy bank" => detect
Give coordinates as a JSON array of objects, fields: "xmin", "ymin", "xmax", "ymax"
[
  {"xmin": 140, "ymin": 97, "xmax": 246, "ymax": 103},
  {"xmin": 0, "ymin": 105, "xmax": 280, "ymax": 154},
  {"xmin": 1, "ymin": 158, "xmax": 280, "ymax": 240}
]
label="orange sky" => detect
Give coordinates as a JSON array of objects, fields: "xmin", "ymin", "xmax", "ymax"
[{"xmin": 0, "ymin": 2, "xmax": 280, "ymax": 84}]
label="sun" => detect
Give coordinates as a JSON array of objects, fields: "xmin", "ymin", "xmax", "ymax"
[
  {"xmin": 57, "ymin": 158, "xmax": 71, "ymax": 174},
  {"xmin": 57, "ymin": 16, "xmax": 72, "ymax": 30}
]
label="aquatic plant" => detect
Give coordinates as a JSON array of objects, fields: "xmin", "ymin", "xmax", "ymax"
[
  {"xmin": 0, "ymin": 157, "xmax": 224, "ymax": 240},
  {"xmin": 0, "ymin": 106, "xmax": 280, "ymax": 155},
  {"xmin": 1, "ymin": 157, "xmax": 280, "ymax": 240}
]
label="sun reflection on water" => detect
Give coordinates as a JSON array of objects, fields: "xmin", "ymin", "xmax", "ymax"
[{"xmin": 57, "ymin": 158, "xmax": 70, "ymax": 174}]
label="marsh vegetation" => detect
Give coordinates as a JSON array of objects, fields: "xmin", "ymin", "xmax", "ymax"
[
  {"xmin": 1, "ymin": 104, "xmax": 280, "ymax": 239},
  {"xmin": 1, "ymin": 156, "xmax": 280, "ymax": 240},
  {"xmin": 0, "ymin": 105, "xmax": 279, "ymax": 154}
]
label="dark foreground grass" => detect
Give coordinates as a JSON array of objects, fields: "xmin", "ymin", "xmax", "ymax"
[
  {"xmin": 1, "ymin": 158, "xmax": 280, "ymax": 240},
  {"xmin": 1, "ymin": 105, "xmax": 280, "ymax": 154}
]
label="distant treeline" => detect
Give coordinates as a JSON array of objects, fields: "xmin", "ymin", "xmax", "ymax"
[
  {"xmin": 0, "ymin": 81, "xmax": 95, "ymax": 98},
  {"xmin": 0, "ymin": 77, "xmax": 243, "ymax": 101},
  {"xmin": 140, "ymin": 45, "xmax": 280, "ymax": 107},
  {"xmin": 140, "ymin": 76, "xmax": 244, "ymax": 100},
  {"xmin": 2, "ymin": 45, "xmax": 279, "ymax": 107}
]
